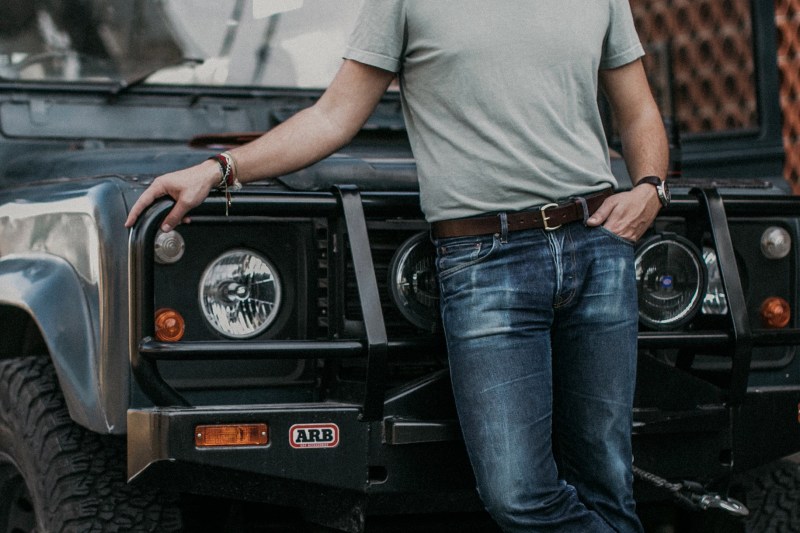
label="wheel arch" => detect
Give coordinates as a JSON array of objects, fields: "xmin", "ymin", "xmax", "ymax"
[{"xmin": 0, "ymin": 253, "xmax": 122, "ymax": 434}]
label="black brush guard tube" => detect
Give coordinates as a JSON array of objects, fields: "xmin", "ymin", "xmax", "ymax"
[{"xmin": 129, "ymin": 187, "xmax": 800, "ymax": 416}]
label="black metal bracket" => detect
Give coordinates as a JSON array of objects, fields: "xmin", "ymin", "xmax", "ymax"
[
  {"xmin": 333, "ymin": 185, "xmax": 388, "ymax": 421},
  {"xmin": 691, "ymin": 188, "xmax": 753, "ymax": 407}
]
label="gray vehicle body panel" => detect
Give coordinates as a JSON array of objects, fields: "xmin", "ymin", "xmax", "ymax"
[{"xmin": 0, "ymin": 179, "xmax": 131, "ymax": 433}]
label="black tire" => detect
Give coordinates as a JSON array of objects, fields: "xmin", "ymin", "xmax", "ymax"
[
  {"xmin": 740, "ymin": 460, "xmax": 800, "ymax": 533},
  {"xmin": 0, "ymin": 356, "xmax": 182, "ymax": 533}
]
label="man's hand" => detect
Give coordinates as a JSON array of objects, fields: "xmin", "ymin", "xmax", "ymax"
[
  {"xmin": 124, "ymin": 159, "xmax": 220, "ymax": 232},
  {"xmin": 585, "ymin": 185, "xmax": 661, "ymax": 243}
]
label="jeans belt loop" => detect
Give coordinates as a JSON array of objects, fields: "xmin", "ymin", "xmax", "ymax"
[
  {"xmin": 575, "ymin": 196, "xmax": 590, "ymax": 225},
  {"xmin": 499, "ymin": 212, "xmax": 509, "ymax": 243}
]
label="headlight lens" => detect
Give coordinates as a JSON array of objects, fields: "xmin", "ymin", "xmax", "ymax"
[
  {"xmin": 199, "ymin": 249, "xmax": 281, "ymax": 338},
  {"xmin": 636, "ymin": 235, "xmax": 707, "ymax": 329},
  {"xmin": 388, "ymin": 232, "xmax": 439, "ymax": 331}
]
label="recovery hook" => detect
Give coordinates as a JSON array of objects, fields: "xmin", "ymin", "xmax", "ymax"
[{"xmin": 633, "ymin": 466, "xmax": 749, "ymax": 518}]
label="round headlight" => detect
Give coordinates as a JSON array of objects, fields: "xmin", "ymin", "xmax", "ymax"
[
  {"xmin": 199, "ymin": 249, "xmax": 281, "ymax": 338},
  {"xmin": 388, "ymin": 232, "xmax": 439, "ymax": 331},
  {"xmin": 635, "ymin": 235, "xmax": 707, "ymax": 330}
]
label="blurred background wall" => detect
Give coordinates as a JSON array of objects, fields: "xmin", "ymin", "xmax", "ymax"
[
  {"xmin": 775, "ymin": 0, "xmax": 800, "ymax": 192},
  {"xmin": 631, "ymin": 0, "xmax": 800, "ymax": 192}
]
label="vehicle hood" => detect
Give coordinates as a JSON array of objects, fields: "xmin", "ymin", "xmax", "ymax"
[{"xmin": 0, "ymin": 145, "xmax": 420, "ymax": 193}]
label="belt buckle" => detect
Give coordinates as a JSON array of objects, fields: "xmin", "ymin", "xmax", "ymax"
[{"xmin": 540, "ymin": 203, "xmax": 561, "ymax": 231}]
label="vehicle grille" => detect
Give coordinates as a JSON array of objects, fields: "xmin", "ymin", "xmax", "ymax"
[{"xmin": 316, "ymin": 218, "xmax": 435, "ymax": 340}]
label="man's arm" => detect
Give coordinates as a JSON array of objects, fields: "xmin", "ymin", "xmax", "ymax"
[
  {"xmin": 587, "ymin": 58, "xmax": 669, "ymax": 242},
  {"xmin": 125, "ymin": 60, "xmax": 396, "ymax": 232}
]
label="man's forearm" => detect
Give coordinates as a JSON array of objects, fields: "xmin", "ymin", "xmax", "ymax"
[
  {"xmin": 226, "ymin": 105, "xmax": 354, "ymax": 184},
  {"xmin": 226, "ymin": 60, "xmax": 396, "ymax": 184},
  {"xmin": 619, "ymin": 104, "xmax": 669, "ymax": 184},
  {"xmin": 600, "ymin": 59, "xmax": 669, "ymax": 184}
]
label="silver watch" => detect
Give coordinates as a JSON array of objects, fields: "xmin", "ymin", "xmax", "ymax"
[{"xmin": 636, "ymin": 176, "xmax": 671, "ymax": 208}]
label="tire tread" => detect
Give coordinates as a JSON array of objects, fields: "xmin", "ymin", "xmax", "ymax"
[
  {"xmin": 742, "ymin": 460, "xmax": 800, "ymax": 533},
  {"xmin": 0, "ymin": 356, "xmax": 182, "ymax": 532}
]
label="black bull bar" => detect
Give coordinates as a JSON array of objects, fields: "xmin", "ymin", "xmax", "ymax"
[{"xmin": 129, "ymin": 186, "xmax": 800, "ymax": 417}]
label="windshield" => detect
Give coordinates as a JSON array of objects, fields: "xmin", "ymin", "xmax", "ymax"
[
  {"xmin": 0, "ymin": 0, "xmax": 363, "ymax": 89},
  {"xmin": 0, "ymin": 0, "xmax": 760, "ymax": 139}
]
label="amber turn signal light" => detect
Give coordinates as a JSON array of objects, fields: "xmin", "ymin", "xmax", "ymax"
[
  {"xmin": 760, "ymin": 297, "xmax": 791, "ymax": 329},
  {"xmin": 154, "ymin": 308, "xmax": 185, "ymax": 342},
  {"xmin": 195, "ymin": 424, "xmax": 269, "ymax": 447}
]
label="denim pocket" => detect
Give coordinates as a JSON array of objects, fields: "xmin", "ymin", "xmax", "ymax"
[
  {"xmin": 596, "ymin": 226, "xmax": 636, "ymax": 247},
  {"xmin": 436, "ymin": 235, "xmax": 498, "ymax": 280}
]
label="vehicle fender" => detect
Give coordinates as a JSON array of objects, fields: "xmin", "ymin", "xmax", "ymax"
[{"xmin": 0, "ymin": 253, "xmax": 111, "ymax": 433}]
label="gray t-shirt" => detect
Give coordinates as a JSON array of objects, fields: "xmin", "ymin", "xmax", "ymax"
[{"xmin": 345, "ymin": 0, "xmax": 644, "ymax": 222}]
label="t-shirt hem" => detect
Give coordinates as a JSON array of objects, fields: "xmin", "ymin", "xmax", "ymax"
[{"xmin": 344, "ymin": 47, "xmax": 401, "ymax": 73}]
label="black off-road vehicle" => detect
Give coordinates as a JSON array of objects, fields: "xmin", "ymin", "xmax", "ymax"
[{"xmin": 0, "ymin": 1, "xmax": 798, "ymax": 532}]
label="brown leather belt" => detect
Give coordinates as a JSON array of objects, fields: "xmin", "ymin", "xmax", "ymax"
[{"xmin": 431, "ymin": 188, "xmax": 613, "ymax": 239}]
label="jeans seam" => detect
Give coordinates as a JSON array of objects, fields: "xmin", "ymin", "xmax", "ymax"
[{"xmin": 552, "ymin": 227, "xmax": 577, "ymax": 309}]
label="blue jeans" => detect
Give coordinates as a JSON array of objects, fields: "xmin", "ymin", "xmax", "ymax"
[{"xmin": 435, "ymin": 220, "xmax": 642, "ymax": 533}]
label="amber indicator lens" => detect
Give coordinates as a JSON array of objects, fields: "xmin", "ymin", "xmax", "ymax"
[
  {"xmin": 760, "ymin": 297, "xmax": 791, "ymax": 329},
  {"xmin": 195, "ymin": 424, "xmax": 269, "ymax": 447},
  {"xmin": 154, "ymin": 308, "xmax": 186, "ymax": 342}
]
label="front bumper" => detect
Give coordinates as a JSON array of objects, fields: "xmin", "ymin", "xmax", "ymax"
[{"xmin": 128, "ymin": 382, "xmax": 480, "ymax": 521}]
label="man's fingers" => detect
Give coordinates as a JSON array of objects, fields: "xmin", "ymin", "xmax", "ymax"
[
  {"xmin": 125, "ymin": 164, "xmax": 216, "ymax": 230},
  {"xmin": 586, "ymin": 189, "xmax": 660, "ymax": 242},
  {"xmin": 124, "ymin": 186, "xmax": 162, "ymax": 228},
  {"xmin": 159, "ymin": 200, "xmax": 194, "ymax": 233},
  {"xmin": 586, "ymin": 198, "xmax": 615, "ymax": 226},
  {"xmin": 160, "ymin": 213, "xmax": 184, "ymax": 233},
  {"xmin": 123, "ymin": 212, "xmax": 138, "ymax": 229}
]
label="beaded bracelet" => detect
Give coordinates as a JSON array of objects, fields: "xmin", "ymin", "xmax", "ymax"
[{"xmin": 208, "ymin": 151, "xmax": 242, "ymax": 215}]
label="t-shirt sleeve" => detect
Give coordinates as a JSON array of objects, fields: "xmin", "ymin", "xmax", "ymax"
[
  {"xmin": 601, "ymin": 0, "xmax": 645, "ymax": 70},
  {"xmin": 344, "ymin": 0, "xmax": 407, "ymax": 73}
]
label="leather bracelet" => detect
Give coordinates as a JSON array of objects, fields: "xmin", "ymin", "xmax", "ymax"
[{"xmin": 208, "ymin": 152, "xmax": 242, "ymax": 215}]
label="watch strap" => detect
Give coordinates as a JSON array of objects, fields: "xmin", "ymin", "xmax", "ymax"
[{"xmin": 635, "ymin": 175, "xmax": 662, "ymax": 188}]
